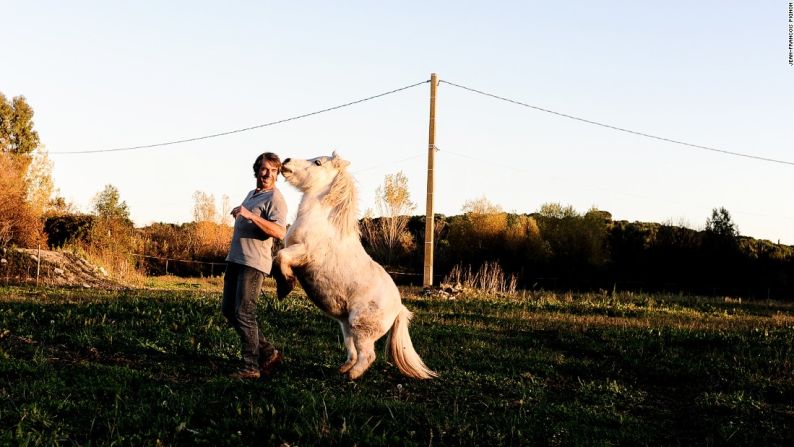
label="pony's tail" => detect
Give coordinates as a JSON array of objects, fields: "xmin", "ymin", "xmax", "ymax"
[{"xmin": 387, "ymin": 306, "xmax": 437, "ymax": 380}]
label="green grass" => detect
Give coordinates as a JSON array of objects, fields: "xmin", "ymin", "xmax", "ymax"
[{"xmin": 1, "ymin": 282, "xmax": 792, "ymax": 446}]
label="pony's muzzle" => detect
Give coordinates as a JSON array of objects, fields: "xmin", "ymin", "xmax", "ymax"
[{"xmin": 281, "ymin": 158, "xmax": 293, "ymax": 175}]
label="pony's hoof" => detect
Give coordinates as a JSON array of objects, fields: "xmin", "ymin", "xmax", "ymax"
[
  {"xmin": 271, "ymin": 264, "xmax": 295, "ymax": 299},
  {"xmin": 346, "ymin": 369, "xmax": 364, "ymax": 380},
  {"xmin": 338, "ymin": 362, "xmax": 354, "ymax": 374},
  {"xmin": 276, "ymin": 278, "xmax": 295, "ymax": 300}
]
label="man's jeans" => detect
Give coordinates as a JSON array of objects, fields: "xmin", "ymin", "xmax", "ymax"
[{"xmin": 222, "ymin": 262, "xmax": 275, "ymax": 370}]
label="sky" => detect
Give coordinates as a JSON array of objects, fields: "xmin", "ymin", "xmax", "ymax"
[{"xmin": 2, "ymin": 1, "xmax": 793, "ymax": 244}]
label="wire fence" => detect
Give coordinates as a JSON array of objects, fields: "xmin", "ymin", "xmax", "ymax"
[{"xmin": 130, "ymin": 253, "xmax": 226, "ymax": 276}]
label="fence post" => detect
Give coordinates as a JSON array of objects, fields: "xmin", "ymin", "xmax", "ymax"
[{"xmin": 36, "ymin": 243, "xmax": 41, "ymax": 287}]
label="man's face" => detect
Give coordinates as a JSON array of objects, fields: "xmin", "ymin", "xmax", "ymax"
[{"xmin": 257, "ymin": 160, "xmax": 279, "ymax": 190}]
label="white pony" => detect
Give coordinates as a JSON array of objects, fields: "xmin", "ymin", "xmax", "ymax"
[{"xmin": 273, "ymin": 152, "xmax": 437, "ymax": 380}]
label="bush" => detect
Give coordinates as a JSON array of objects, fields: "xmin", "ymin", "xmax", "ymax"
[
  {"xmin": 443, "ymin": 261, "xmax": 517, "ymax": 296},
  {"xmin": 44, "ymin": 214, "xmax": 95, "ymax": 248},
  {"xmin": 81, "ymin": 216, "xmax": 140, "ymax": 279},
  {"xmin": 137, "ymin": 222, "xmax": 232, "ymax": 276},
  {"xmin": 360, "ymin": 216, "xmax": 415, "ymax": 266}
]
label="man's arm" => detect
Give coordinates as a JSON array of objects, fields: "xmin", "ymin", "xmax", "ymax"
[{"xmin": 232, "ymin": 206, "xmax": 286, "ymax": 240}]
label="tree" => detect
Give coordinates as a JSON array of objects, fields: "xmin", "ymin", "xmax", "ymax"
[
  {"xmin": 462, "ymin": 196, "xmax": 502, "ymax": 215},
  {"xmin": 0, "ymin": 153, "xmax": 44, "ymax": 247},
  {"xmin": 534, "ymin": 203, "xmax": 609, "ymax": 284},
  {"xmin": 46, "ymin": 195, "xmax": 78, "ymax": 216},
  {"xmin": 92, "ymin": 184, "xmax": 131, "ymax": 222},
  {"xmin": 0, "ymin": 92, "xmax": 45, "ymax": 247},
  {"xmin": 706, "ymin": 207, "xmax": 738, "ymax": 238},
  {"xmin": 538, "ymin": 202, "xmax": 577, "ymax": 219},
  {"xmin": 191, "ymin": 191, "xmax": 232, "ymax": 260},
  {"xmin": 376, "ymin": 171, "xmax": 416, "ymax": 219},
  {"xmin": 25, "ymin": 147, "xmax": 55, "ymax": 216},
  {"xmin": 192, "ymin": 191, "xmax": 217, "ymax": 223},
  {"xmin": 85, "ymin": 185, "xmax": 138, "ymax": 277},
  {"xmin": 361, "ymin": 172, "xmax": 416, "ymax": 264},
  {"xmin": 502, "ymin": 213, "xmax": 545, "ymax": 274},
  {"xmin": 220, "ymin": 194, "xmax": 232, "ymax": 226},
  {"xmin": 0, "ymin": 93, "xmax": 40, "ymax": 158},
  {"xmin": 444, "ymin": 196, "xmax": 507, "ymax": 267},
  {"xmin": 460, "ymin": 196, "xmax": 506, "ymax": 244}
]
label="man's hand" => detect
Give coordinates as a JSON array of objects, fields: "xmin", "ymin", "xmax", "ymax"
[
  {"xmin": 231, "ymin": 206, "xmax": 254, "ymax": 220},
  {"xmin": 237, "ymin": 206, "xmax": 255, "ymax": 220},
  {"xmin": 231, "ymin": 205, "xmax": 286, "ymax": 240}
]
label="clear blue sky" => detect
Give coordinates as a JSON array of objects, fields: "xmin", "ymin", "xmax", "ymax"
[{"xmin": 3, "ymin": 1, "xmax": 793, "ymax": 243}]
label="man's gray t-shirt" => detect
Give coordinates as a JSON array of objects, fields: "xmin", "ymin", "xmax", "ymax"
[{"xmin": 225, "ymin": 188, "xmax": 287, "ymax": 274}]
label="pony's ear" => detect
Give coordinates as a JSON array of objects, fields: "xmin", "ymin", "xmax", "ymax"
[{"xmin": 331, "ymin": 151, "xmax": 350, "ymax": 169}]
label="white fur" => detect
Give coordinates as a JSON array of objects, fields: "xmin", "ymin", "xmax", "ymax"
[{"xmin": 275, "ymin": 152, "xmax": 436, "ymax": 380}]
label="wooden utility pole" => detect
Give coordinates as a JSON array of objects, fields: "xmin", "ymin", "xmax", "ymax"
[{"xmin": 423, "ymin": 73, "xmax": 438, "ymax": 288}]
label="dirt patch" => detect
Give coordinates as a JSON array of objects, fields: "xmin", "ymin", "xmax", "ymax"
[{"xmin": 0, "ymin": 248, "xmax": 120, "ymax": 289}]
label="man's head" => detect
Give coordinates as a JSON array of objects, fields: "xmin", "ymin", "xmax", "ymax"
[{"xmin": 253, "ymin": 152, "xmax": 281, "ymax": 191}]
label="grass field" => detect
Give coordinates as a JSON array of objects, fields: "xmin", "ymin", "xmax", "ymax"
[{"xmin": 1, "ymin": 277, "xmax": 793, "ymax": 446}]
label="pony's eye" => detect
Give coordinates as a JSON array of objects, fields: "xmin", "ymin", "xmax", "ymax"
[{"xmin": 314, "ymin": 160, "xmax": 322, "ymax": 166}]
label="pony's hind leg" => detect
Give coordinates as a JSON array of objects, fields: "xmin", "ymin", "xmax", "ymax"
[
  {"xmin": 338, "ymin": 321, "xmax": 357, "ymax": 374},
  {"xmin": 346, "ymin": 334, "xmax": 376, "ymax": 380},
  {"xmin": 345, "ymin": 309, "xmax": 382, "ymax": 379}
]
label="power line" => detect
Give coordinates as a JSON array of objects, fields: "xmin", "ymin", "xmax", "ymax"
[
  {"xmin": 439, "ymin": 80, "xmax": 794, "ymax": 167},
  {"xmin": 440, "ymin": 147, "xmax": 532, "ymax": 175},
  {"xmin": 352, "ymin": 153, "xmax": 426, "ymax": 174},
  {"xmin": 51, "ymin": 80, "xmax": 430, "ymax": 155},
  {"xmin": 439, "ymin": 146, "xmax": 794, "ymax": 223}
]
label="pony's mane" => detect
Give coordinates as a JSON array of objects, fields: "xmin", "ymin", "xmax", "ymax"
[{"xmin": 323, "ymin": 168, "xmax": 360, "ymax": 238}]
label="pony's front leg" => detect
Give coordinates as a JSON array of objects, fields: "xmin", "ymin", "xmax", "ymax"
[
  {"xmin": 338, "ymin": 321, "xmax": 358, "ymax": 374},
  {"xmin": 272, "ymin": 244, "xmax": 306, "ymax": 299}
]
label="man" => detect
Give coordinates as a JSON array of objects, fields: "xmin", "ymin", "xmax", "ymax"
[{"xmin": 222, "ymin": 152, "xmax": 287, "ymax": 380}]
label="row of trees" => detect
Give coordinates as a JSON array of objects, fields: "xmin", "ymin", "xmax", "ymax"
[
  {"xmin": 35, "ymin": 159, "xmax": 792, "ymax": 298},
  {"xmin": 43, "ymin": 187, "xmax": 233, "ymax": 277},
  {"xmin": 388, "ymin": 205, "xmax": 793, "ymax": 299},
  {"xmin": 0, "ymin": 89, "xmax": 235, "ymax": 277},
  {"xmin": 358, "ymin": 172, "xmax": 793, "ymax": 300}
]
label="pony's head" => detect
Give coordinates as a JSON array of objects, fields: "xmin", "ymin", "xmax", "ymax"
[
  {"xmin": 280, "ymin": 151, "xmax": 350, "ymax": 192},
  {"xmin": 281, "ymin": 151, "xmax": 359, "ymax": 237}
]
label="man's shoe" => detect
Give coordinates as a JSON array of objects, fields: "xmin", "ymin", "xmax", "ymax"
[
  {"xmin": 259, "ymin": 350, "xmax": 283, "ymax": 376},
  {"xmin": 230, "ymin": 369, "xmax": 261, "ymax": 380}
]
